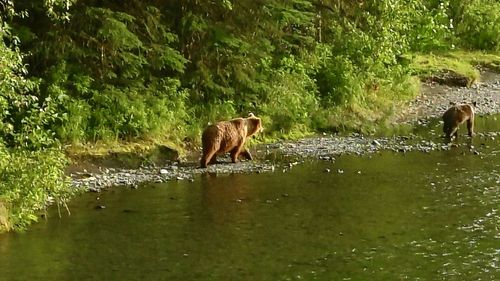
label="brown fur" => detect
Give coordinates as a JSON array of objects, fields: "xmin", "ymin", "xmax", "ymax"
[
  {"xmin": 200, "ymin": 113, "xmax": 263, "ymax": 168},
  {"xmin": 442, "ymin": 102, "xmax": 476, "ymax": 140}
]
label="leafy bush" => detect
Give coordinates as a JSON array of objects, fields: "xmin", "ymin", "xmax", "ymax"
[
  {"xmin": 259, "ymin": 55, "xmax": 319, "ymax": 136},
  {"xmin": 85, "ymin": 81, "xmax": 188, "ymax": 142},
  {"xmin": 456, "ymin": 0, "xmax": 500, "ymax": 50},
  {"xmin": 316, "ymin": 53, "xmax": 364, "ymax": 107},
  {"xmin": 404, "ymin": 0, "xmax": 455, "ymax": 51},
  {"xmin": 0, "ymin": 146, "xmax": 72, "ymax": 230},
  {"xmin": 315, "ymin": 8, "xmax": 410, "ymax": 108},
  {"xmin": 313, "ymin": 5, "xmax": 422, "ymax": 132},
  {"xmin": 1, "ymin": 23, "xmax": 72, "ymax": 232}
]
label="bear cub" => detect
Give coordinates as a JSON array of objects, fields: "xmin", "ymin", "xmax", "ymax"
[
  {"xmin": 200, "ymin": 113, "xmax": 263, "ymax": 168},
  {"xmin": 442, "ymin": 101, "xmax": 476, "ymax": 140}
]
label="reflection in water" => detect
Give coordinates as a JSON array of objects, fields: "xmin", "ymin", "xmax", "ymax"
[
  {"xmin": 200, "ymin": 173, "xmax": 254, "ymax": 226},
  {"xmin": 0, "ymin": 115, "xmax": 499, "ymax": 281}
]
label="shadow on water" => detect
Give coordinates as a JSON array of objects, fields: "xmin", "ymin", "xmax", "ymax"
[{"xmin": 0, "ymin": 115, "xmax": 499, "ymax": 281}]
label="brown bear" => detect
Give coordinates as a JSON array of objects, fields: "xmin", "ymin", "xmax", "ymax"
[
  {"xmin": 200, "ymin": 113, "xmax": 263, "ymax": 168},
  {"xmin": 442, "ymin": 101, "xmax": 476, "ymax": 140}
]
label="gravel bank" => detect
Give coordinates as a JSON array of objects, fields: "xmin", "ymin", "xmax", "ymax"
[
  {"xmin": 394, "ymin": 71, "xmax": 500, "ymax": 124},
  {"xmin": 72, "ymin": 72, "xmax": 500, "ymax": 191}
]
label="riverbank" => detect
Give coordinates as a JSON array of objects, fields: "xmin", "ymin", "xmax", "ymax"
[
  {"xmin": 1, "ymin": 69, "xmax": 499, "ymax": 234},
  {"xmin": 70, "ymin": 70, "xmax": 500, "ymax": 192},
  {"xmin": 394, "ymin": 68, "xmax": 500, "ymax": 124}
]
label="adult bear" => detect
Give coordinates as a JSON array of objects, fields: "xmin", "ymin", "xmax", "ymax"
[
  {"xmin": 200, "ymin": 113, "xmax": 263, "ymax": 168},
  {"xmin": 442, "ymin": 102, "xmax": 476, "ymax": 140}
]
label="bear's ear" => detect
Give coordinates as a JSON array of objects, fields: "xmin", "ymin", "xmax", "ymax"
[
  {"xmin": 248, "ymin": 112, "xmax": 255, "ymax": 118},
  {"xmin": 246, "ymin": 116, "xmax": 262, "ymax": 137}
]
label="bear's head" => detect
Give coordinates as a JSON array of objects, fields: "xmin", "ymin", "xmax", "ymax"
[{"xmin": 246, "ymin": 113, "xmax": 263, "ymax": 137}]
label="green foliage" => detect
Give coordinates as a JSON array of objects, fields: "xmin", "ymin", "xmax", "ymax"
[
  {"xmin": 1, "ymin": 0, "xmax": 500, "ymax": 232},
  {"xmin": 56, "ymin": 98, "xmax": 91, "ymax": 143},
  {"xmin": 0, "ymin": 21, "xmax": 58, "ymax": 149},
  {"xmin": 456, "ymin": 0, "xmax": 500, "ymax": 51},
  {"xmin": 49, "ymin": 75, "xmax": 189, "ymax": 143},
  {"xmin": 1, "ymin": 20, "xmax": 72, "ymax": 232},
  {"xmin": 7, "ymin": 0, "xmax": 496, "ymax": 147},
  {"xmin": 16, "ymin": 2, "xmax": 190, "ymax": 145},
  {"xmin": 315, "ymin": 2, "xmax": 414, "ymax": 107},
  {"xmin": 0, "ymin": 146, "xmax": 73, "ymax": 230},
  {"xmin": 4, "ymin": 1, "xmax": 498, "ymax": 139},
  {"xmin": 85, "ymin": 81, "xmax": 188, "ymax": 142},
  {"xmin": 43, "ymin": 0, "xmax": 76, "ymax": 21},
  {"xmin": 403, "ymin": 0, "xmax": 455, "ymax": 52},
  {"xmin": 260, "ymin": 55, "xmax": 319, "ymax": 136},
  {"xmin": 316, "ymin": 54, "xmax": 364, "ymax": 107}
]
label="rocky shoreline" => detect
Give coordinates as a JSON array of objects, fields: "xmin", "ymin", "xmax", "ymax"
[
  {"xmin": 394, "ymin": 73, "xmax": 500, "ymax": 125},
  {"xmin": 71, "ymin": 71, "xmax": 500, "ymax": 192}
]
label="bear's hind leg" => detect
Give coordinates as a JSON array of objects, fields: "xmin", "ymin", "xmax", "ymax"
[{"xmin": 240, "ymin": 148, "xmax": 253, "ymax": 160}]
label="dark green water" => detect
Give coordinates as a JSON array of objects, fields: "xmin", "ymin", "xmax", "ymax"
[{"xmin": 0, "ymin": 117, "xmax": 499, "ymax": 281}]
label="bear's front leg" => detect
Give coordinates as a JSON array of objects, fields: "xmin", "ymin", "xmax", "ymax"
[
  {"xmin": 208, "ymin": 155, "xmax": 218, "ymax": 164},
  {"xmin": 467, "ymin": 118, "xmax": 474, "ymax": 137},
  {"xmin": 200, "ymin": 149, "xmax": 217, "ymax": 168}
]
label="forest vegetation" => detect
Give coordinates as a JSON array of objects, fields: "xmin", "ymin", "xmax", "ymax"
[{"xmin": 1, "ymin": 0, "xmax": 499, "ymax": 231}]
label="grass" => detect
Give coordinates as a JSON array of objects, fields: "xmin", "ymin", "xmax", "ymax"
[
  {"xmin": 65, "ymin": 139, "xmax": 185, "ymax": 158},
  {"xmin": 409, "ymin": 50, "xmax": 500, "ymax": 85},
  {"xmin": 458, "ymin": 50, "xmax": 500, "ymax": 71},
  {"xmin": 312, "ymin": 75, "xmax": 421, "ymax": 134}
]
